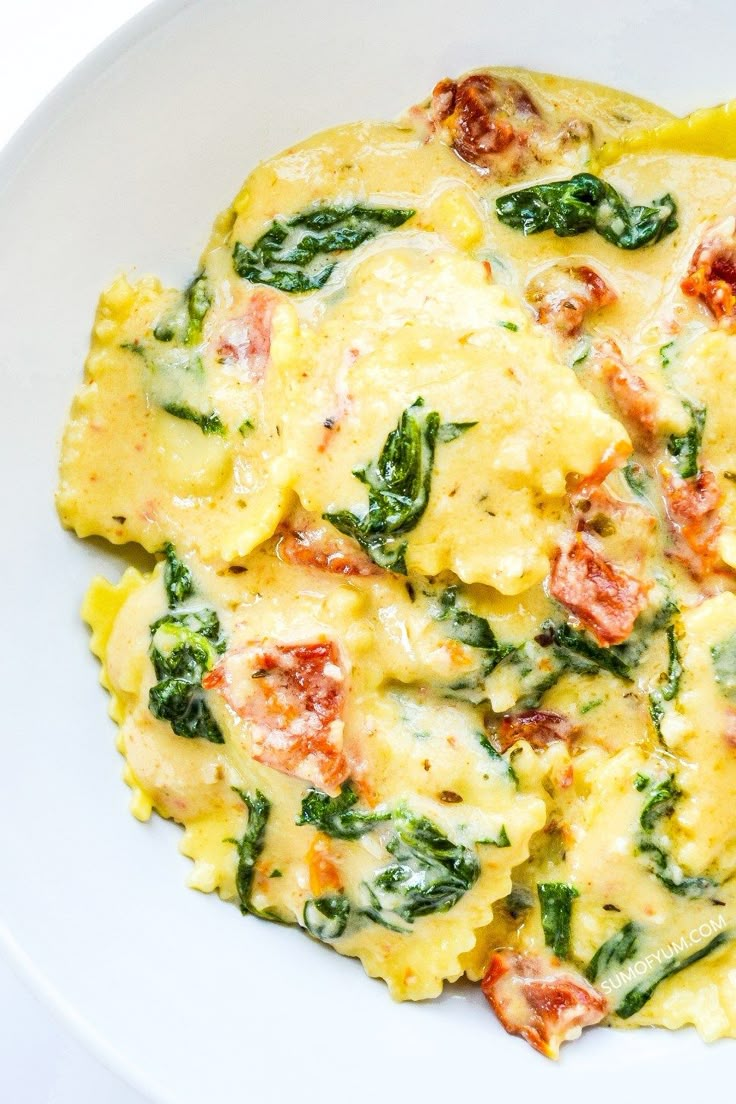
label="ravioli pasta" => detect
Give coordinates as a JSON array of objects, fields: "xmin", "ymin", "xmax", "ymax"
[{"xmin": 58, "ymin": 67, "xmax": 736, "ymax": 1056}]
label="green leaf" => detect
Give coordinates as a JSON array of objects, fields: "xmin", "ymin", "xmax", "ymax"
[
  {"xmin": 297, "ymin": 781, "xmax": 388, "ymax": 839},
  {"xmin": 477, "ymin": 732, "xmax": 518, "ymax": 786},
  {"xmin": 303, "ymin": 894, "xmax": 350, "ymax": 941},
  {"xmin": 162, "ymin": 402, "xmax": 225, "ymax": 436},
  {"xmin": 150, "ymin": 607, "xmax": 223, "ymax": 642},
  {"xmin": 324, "ymin": 398, "xmax": 441, "ymax": 573},
  {"xmin": 537, "ymin": 882, "xmax": 579, "ymax": 959},
  {"xmin": 586, "ymin": 920, "xmax": 639, "ymax": 982},
  {"xmin": 667, "ymin": 401, "xmax": 706, "ymax": 479},
  {"xmin": 648, "ymin": 691, "xmax": 665, "ymax": 740},
  {"xmin": 232, "ymin": 789, "xmax": 271, "ymax": 915},
  {"xmin": 711, "ymin": 631, "xmax": 736, "ymax": 700},
  {"xmin": 162, "ymin": 542, "xmax": 194, "ymax": 608},
  {"xmin": 638, "ymin": 838, "xmax": 715, "ymax": 898},
  {"xmin": 659, "ymin": 624, "xmax": 682, "ymax": 701},
  {"xmin": 436, "ymin": 588, "xmax": 514, "ymax": 674},
  {"xmin": 148, "ymin": 680, "xmax": 224, "ymax": 744},
  {"xmin": 478, "ymin": 825, "xmax": 511, "ymax": 848},
  {"xmin": 154, "ymin": 272, "xmax": 212, "ymax": 345},
  {"xmin": 147, "ymin": 609, "xmax": 226, "ymax": 744},
  {"xmin": 232, "ymin": 203, "xmax": 415, "ymax": 293},
  {"xmin": 660, "ymin": 341, "xmax": 675, "ymax": 368},
  {"xmin": 369, "ymin": 807, "xmax": 480, "ymax": 923},
  {"xmin": 640, "ymin": 774, "xmax": 681, "ymax": 830},
  {"xmin": 496, "ymin": 173, "xmax": 678, "ymax": 250},
  {"xmin": 436, "ymin": 421, "xmax": 478, "ymax": 443},
  {"xmin": 616, "ymin": 931, "xmax": 730, "ymax": 1019},
  {"xmin": 540, "ymin": 620, "xmax": 633, "ymax": 681}
]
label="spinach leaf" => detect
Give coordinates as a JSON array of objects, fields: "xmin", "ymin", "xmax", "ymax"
[
  {"xmin": 154, "ymin": 272, "xmax": 212, "ymax": 345},
  {"xmin": 636, "ymin": 765, "xmax": 716, "ymax": 896},
  {"xmin": 540, "ymin": 620, "xmax": 634, "ymax": 681},
  {"xmin": 162, "ymin": 542, "xmax": 194, "ymax": 608},
  {"xmin": 436, "ymin": 421, "xmax": 478, "ymax": 443},
  {"xmin": 712, "ymin": 631, "xmax": 736, "ymax": 700},
  {"xmin": 586, "ymin": 920, "xmax": 639, "ymax": 982},
  {"xmin": 303, "ymin": 894, "xmax": 350, "ymax": 941},
  {"xmin": 648, "ymin": 625, "xmax": 682, "ymax": 737},
  {"xmin": 123, "ymin": 335, "xmax": 223, "ymax": 436},
  {"xmin": 638, "ymin": 839, "xmax": 715, "ymax": 898},
  {"xmin": 162, "ymin": 401, "xmax": 225, "ymax": 437},
  {"xmin": 150, "ymin": 607, "xmax": 222, "ymax": 642},
  {"xmin": 496, "ymin": 173, "xmax": 678, "ymax": 250},
  {"xmin": 616, "ymin": 931, "xmax": 730, "ymax": 1019},
  {"xmin": 232, "ymin": 789, "xmax": 271, "ymax": 915},
  {"xmin": 660, "ymin": 624, "xmax": 682, "ymax": 701},
  {"xmin": 640, "ymin": 774, "xmax": 681, "ymax": 831},
  {"xmin": 297, "ymin": 781, "xmax": 388, "ymax": 839},
  {"xmin": 498, "ymin": 641, "xmax": 568, "ymax": 708},
  {"xmin": 477, "ymin": 825, "xmax": 511, "ymax": 848},
  {"xmin": 537, "ymin": 882, "xmax": 579, "ymax": 959},
  {"xmin": 148, "ymin": 610, "xmax": 226, "ymax": 744},
  {"xmin": 324, "ymin": 398, "xmax": 441, "ymax": 573},
  {"xmin": 359, "ymin": 882, "xmax": 411, "ymax": 934},
  {"xmin": 660, "ymin": 341, "xmax": 675, "ymax": 369},
  {"xmin": 667, "ymin": 401, "xmax": 706, "ymax": 479},
  {"xmin": 477, "ymin": 732, "xmax": 518, "ymax": 786},
  {"xmin": 232, "ymin": 203, "xmax": 415, "ymax": 293},
  {"xmin": 436, "ymin": 587, "xmax": 514, "ymax": 674},
  {"xmin": 370, "ymin": 807, "xmax": 480, "ymax": 923}
]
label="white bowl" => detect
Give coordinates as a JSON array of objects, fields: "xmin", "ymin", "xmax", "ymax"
[{"xmin": 1, "ymin": 0, "xmax": 734, "ymax": 1100}]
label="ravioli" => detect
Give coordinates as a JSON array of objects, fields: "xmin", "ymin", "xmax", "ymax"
[
  {"xmin": 285, "ymin": 248, "xmax": 628, "ymax": 593},
  {"xmin": 59, "ymin": 66, "xmax": 736, "ymax": 1057},
  {"xmin": 88, "ymin": 557, "xmax": 545, "ymax": 998},
  {"xmin": 58, "ymin": 266, "xmax": 300, "ymax": 561}
]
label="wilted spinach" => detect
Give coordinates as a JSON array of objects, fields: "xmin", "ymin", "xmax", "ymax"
[
  {"xmin": 162, "ymin": 542, "xmax": 194, "ymax": 608},
  {"xmin": 668, "ymin": 401, "xmax": 706, "ymax": 479},
  {"xmin": 162, "ymin": 402, "xmax": 225, "ymax": 436},
  {"xmin": 231, "ymin": 789, "xmax": 271, "ymax": 915},
  {"xmin": 537, "ymin": 881, "xmax": 579, "ymax": 959},
  {"xmin": 148, "ymin": 609, "xmax": 226, "ymax": 744},
  {"xmin": 297, "ymin": 781, "xmax": 388, "ymax": 839},
  {"xmin": 367, "ymin": 807, "xmax": 480, "ymax": 924},
  {"xmin": 586, "ymin": 920, "xmax": 639, "ymax": 982},
  {"xmin": 154, "ymin": 272, "xmax": 212, "ymax": 345},
  {"xmin": 232, "ymin": 203, "xmax": 415, "ymax": 293},
  {"xmin": 324, "ymin": 398, "xmax": 442, "ymax": 572},
  {"xmin": 303, "ymin": 894, "xmax": 350, "ymax": 941},
  {"xmin": 616, "ymin": 931, "xmax": 730, "ymax": 1018},
  {"xmin": 435, "ymin": 587, "xmax": 514, "ymax": 674},
  {"xmin": 496, "ymin": 173, "xmax": 678, "ymax": 250}
]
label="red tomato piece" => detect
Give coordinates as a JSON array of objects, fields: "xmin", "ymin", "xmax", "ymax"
[
  {"xmin": 497, "ymin": 710, "xmax": 577, "ymax": 753},
  {"xmin": 481, "ymin": 950, "xmax": 608, "ymax": 1059},
  {"xmin": 681, "ymin": 215, "xmax": 736, "ymax": 327},
  {"xmin": 549, "ymin": 533, "xmax": 648, "ymax": 645},
  {"xmin": 208, "ymin": 639, "xmax": 348, "ymax": 791},
  {"xmin": 526, "ymin": 264, "xmax": 616, "ymax": 337}
]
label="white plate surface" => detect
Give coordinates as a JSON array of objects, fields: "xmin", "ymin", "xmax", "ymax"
[{"xmin": 1, "ymin": 0, "xmax": 734, "ymax": 1100}]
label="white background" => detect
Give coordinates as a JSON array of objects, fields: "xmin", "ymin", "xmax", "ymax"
[{"xmin": 0, "ymin": 8, "xmax": 152, "ymax": 1101}]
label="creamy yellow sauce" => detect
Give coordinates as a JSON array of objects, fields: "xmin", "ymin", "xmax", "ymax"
[{"xmin": 58, "ymin": 68, "xmax": 736, "ymax": 1055}]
